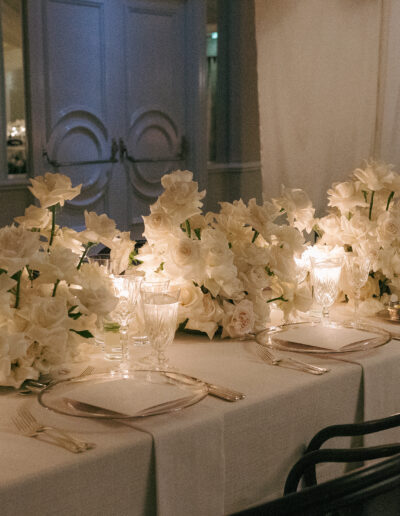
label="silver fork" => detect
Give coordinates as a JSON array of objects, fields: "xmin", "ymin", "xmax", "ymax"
[
  {"xmin": 256, "ymin": 346, "xmax": 329, "ymax": 375},
  {"xmin": 12, "ymin": 408, "xmax": 94, "ymax": 453}
]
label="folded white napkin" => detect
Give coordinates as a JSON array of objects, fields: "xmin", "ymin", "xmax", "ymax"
[{"xmin": 275, "ymin": 326, "xmax": 379, "ymax": 351}]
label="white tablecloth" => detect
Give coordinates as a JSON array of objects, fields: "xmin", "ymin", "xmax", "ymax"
[{"xmin": 0, "ymin": 330, "xmax": 399, "ymax": 516}]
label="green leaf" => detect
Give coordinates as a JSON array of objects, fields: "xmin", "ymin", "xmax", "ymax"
[
  {"xmin": 251, "ymin": 229, "xmax": 259, "ymax": 243},
  {"xmin": 68, "ymin": 306, "xmax": 83, "ymax": 320},
  {"xmin": 70, "ymin": 329, "xmax": 94, "ymax": 339},
  {"xmin": 129, "ymin": 247, "xmax": 143, "ymax": 266}
]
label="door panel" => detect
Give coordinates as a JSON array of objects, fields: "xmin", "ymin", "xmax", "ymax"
[
  {"xmin": 123, "ymin": 0, "xmax": 187, "ymax": 230},
  {"xmin": 26, "ymin": 0, "xmax": 206, "ymax": 237},
  {"xmin": 40, "ymin": 0, "xmax": 113, "ymax": 229}
]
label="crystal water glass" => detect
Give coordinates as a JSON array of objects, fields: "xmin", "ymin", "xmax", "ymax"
[
  {"xmin": 128, "ymin": 278, "xmax": 170, "ymax": 347},
  {"xmin": 106, "ymin": 275, "xmax": 142, "ymax": 361},
  {"xmin": 311, "ymin": 257, "xmax": 343, "ymax": 325},
  {"xmin": 141, "ymin": 288, "xmax": 180, "ymax": 370},
  {"xmin": 344, "ymin": 254, "xmax": 371, "ymax": 323}
]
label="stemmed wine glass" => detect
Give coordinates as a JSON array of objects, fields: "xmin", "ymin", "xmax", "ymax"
[
  {"xmin": 107, "ymin": 275, "xmax": 142, "ymax": 361},
  {"xmin": 141, "ymin": 288, "xmax": 180, "ymax": 370},
  {"xmin": 344, "ymin": 254, "xmax": 371, "ymax": 325},
  {"xmin": 311, "ymin": 256, "xmax": 343, "ymax": 326}
]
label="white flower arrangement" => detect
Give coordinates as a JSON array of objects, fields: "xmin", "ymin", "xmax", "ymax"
[
  {"xmin": 3, "ymin": 161, "xmax": 395, "ymax": 387},
  {"xmin": 137, "ymin": 170, "xmax": 313, "ymax": 339},
  {"xmin": 0, "ymin": 172, "xmax": 135, "ymax": 387},
  {"xmin": 313, "ymin": 160, "xmax": 400, "ymax": 313}
]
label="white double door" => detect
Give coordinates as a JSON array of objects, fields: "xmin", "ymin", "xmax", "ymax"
[{"xmin": 27, "ymin": 0, "xmax": 206, "ymax": 237}]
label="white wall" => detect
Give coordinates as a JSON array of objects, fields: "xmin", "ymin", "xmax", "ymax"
[{"xmin": 255, "ymin": 0, "xmax": 384, "ymax": 215}]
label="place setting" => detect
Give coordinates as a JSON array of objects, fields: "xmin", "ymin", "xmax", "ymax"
[{"xmin": 252, "ymin": 248, "xmax": 393, "ymax": 372}]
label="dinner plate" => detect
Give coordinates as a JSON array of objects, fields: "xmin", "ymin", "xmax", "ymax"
[
  {"xmin": 38, "ymin": 370, "xmax": 208, "ymax": 419},
  {"xmin": 255, "ymin": 321, "xmax": 391, "ymax": 354}
]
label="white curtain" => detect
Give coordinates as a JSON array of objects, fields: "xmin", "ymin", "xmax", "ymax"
[{"xmin": 255, "ymin": 0, "xmax": 383, "ymax": 215}]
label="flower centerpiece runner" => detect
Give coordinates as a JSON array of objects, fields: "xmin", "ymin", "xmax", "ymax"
[
  {"xmin": 2, "ymin": 160, "xmax": 399, "ymax": 387},
  {"xmin": 0, "ymin": 173, "xmax": 135, "ymax": 387}
]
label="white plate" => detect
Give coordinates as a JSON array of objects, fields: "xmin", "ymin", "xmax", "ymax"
[
  {"xmin": 255, "ymin": 321, "xmax": 391, "ymax": 354},
  {"xmin": 38, "ymin": 370, "xmax": 208, "ymax": 419}
]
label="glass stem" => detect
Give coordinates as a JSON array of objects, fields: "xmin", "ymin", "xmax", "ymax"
[
  {"xmin": 322, "ymin": 306, "xmax": 330, "ymax": 326},
  {"xmin": 354, "ymin": 289, "xmax": 360, "ymax": 322}
]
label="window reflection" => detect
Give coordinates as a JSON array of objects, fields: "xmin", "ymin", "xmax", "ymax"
[{"xmin": 2, "ymin": 0, "xmax": 26, "ymax": 175}]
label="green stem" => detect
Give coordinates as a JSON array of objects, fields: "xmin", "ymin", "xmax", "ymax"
[
  {"xmin": 52, "ymin": 279, "xmax": 60, "ymax": 297},
  {"xmin": 386, "ymin": 191, "xmax": 395, "ymax": 211},
  {"xmin": 77, "ymin": 243, "xmax": 93, "ymax": 270},
  {"xmin": 368, "ymin": 190, "xmax": 375, "ymax": 220},
  {"xmin": 48, "ymin": 205, "xmax": 57, "ymax": 248},
  {"xmin": 185, "ymin": 219, "xmax": 191, "ymax": 238},
  {"xmin": 252, "ymin": 230, "xmax": 259, "ymax": 243},
  {"xmin": 26, "ymin": 265, "xmax": 35, "ymax": 283},
  {"xmin": 13, "ymin": 270, "xmax": 22, "ymax": 309},
  {"xmin": 267, "ymin": 295, "xmax": 288, "ymax": 304}
]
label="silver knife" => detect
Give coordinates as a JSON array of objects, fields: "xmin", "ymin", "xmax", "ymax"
[{"xmin": 164, "ymin": 373, "xmax": 245, "ymax": 402}]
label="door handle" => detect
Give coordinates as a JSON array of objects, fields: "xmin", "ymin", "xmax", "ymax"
[
  {"xmin": 43, "ymin": 138, "xmax": 119, "ymax": 168},
  {"xmin": 119, "ymin": 136, "xmax": 187, "ymax": 163}
]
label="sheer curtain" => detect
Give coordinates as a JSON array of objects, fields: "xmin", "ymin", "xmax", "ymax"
[{"xmin": 254, "ymin": 0, "xmax": 384, "ymax": 215}]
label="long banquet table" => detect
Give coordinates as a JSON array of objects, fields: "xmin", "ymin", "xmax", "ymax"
[{"xmin": 1, "ymin": 324, "xmax": 400, "ymax": 516}]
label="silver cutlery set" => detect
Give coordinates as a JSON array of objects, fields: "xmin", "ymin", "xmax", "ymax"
[{"xmin": 12, "ymin": 340, "xmax": 328, "ymax": 452}]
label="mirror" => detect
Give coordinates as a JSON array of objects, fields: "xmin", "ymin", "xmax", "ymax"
[{"xmin": 1, "ymin": 0, "xmax": 26, "ymax": 175}]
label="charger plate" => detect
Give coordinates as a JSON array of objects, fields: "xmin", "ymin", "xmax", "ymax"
[
  {"xmin": 38, "ymin": 370, "xmax": 208, "ymax": 419},
  {"xmin": 255, "ymin": 321, "xmax": 391, "ymax": 354}
]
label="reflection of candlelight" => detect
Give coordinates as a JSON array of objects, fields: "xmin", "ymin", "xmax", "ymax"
[
  {"xmin": 312, "ymin": 263, "xmax": 342, "ymax": 284},
  {"xmin": 311, "ymin": 257, "xmax": 342, "ymax": 324}
]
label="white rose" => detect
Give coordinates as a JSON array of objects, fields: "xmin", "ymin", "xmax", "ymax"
[
  {"xmin": 73, "ymin": 264, "xmax": 118, "ymax": 316},
  {"xmin": 30, "ymin": 245, "xmax": 79, "ymax": 284},
  {"xmin": 164, "ymin": 234, "xmax": 205, "ymax": 283},
  {"xmin": 14, "ymin": 205, "xmax": 52, "ymax": 229},
  {"xmin": 327, "ymin": 181, "xmax": 368, "ymax": 214},
  {"xmin": 28, "ymin": 172, "xmax": 81, "ymax": 208},
  {"xmin": 143, "ymin": 207, "xmax": 175, "ymax": 244},
  {"xmin": 267, "ymin": 247, "xmax": 298, "ymax": 284},
  {"xmin": 0, "ymin": 224, "xmax": 41, "ymax": 275},
  {"xmin": 352, "ymin": 161, "xmax": 395, "ymax": 192},
  {"xmin": 247, "ymin": 198, "xmax": 280, "ymax": 237},
  {"xmin": 377, "ymin": 211, "xmax": 400, "ymax": 245},
  {"xmin": 239, "ymin": 265, "xmax": 272, "ymax": 294},
  {"xmin": 273, "ymin": 185, "xmax": 315, "ymax": 233},
  {"xmin": 110, "ymin": 232, "xmax": 135, "ymax": 274},
  {"xmin": 159, "ymin": 169, "xmax": 205, "ymax": 224},
  {"xmin": 53, "ymin": 227, "xmax": 84, "ymax": 255},
  {"xmin": 178, "ymin": 283, "xmax": 223, "ymax": 339},
  {"xmin": 273, "ymin": 225, "xmax": 305, "ymax": 254},
  {"xmin": 221, "ymin": 299, "xmax": 255, "ymax": 338},
  {"xmin": 0, "ymin": 330, "xmax": 36, "ymax": 387},
  {"xmin": 79, "ymin": 210, "xmax": 118, "ymax": 244},
  {"xmin": 339, "ymin": 213, "xmax": 371, "ymax": 248},
  {"xmin": 19, "ymin": 295, "xmax": 70, "ymax": 330}
]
